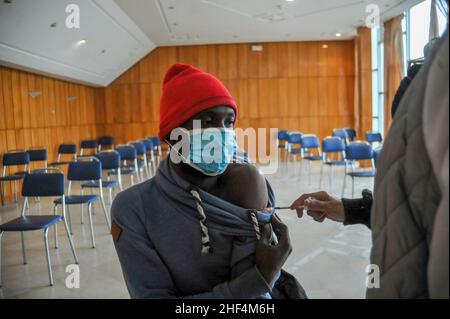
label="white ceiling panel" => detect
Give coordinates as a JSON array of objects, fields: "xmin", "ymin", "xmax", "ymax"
[
  {"xmin": 115, "ymin": 0, "xmax": 422, "ymax": 46},
  {"xmin": 0, "ymin": 0, "xmax": 156, "ymax": 86}
]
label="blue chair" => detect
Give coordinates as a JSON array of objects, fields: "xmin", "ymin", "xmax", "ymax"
[
  {"xmin": 54, "ymin": 158, "xmax": 110, "ymax": 248},
  {"xmin": 342, "ymin": 141, "xmax": 375, "ymax": 198},
  {"xmin": 49, "ymin": 144, "xmax": 77, "ymax": 166},
  {"xmin": 81, "ymin": 150, "xmax": 122, "ymax": 205},
  {"xmin": 332, "ymin": 129, "xmax": 350, "ymax": 144},
  {"xmin": 108, "ymin": 144, "xmax": 140, "ymax": 186},
  {"xmin": 373, "ymin": 146, "xmax": 382, "ymax": 169},
  {"xmin": 287, "ymin": 132, "xmax": 303, "ymax": 161},
  {"xmin": 141, "ymin": 138, "xmax": 156, "ymax": 177},
  {"xmin": 0, "ymin": 168, "xmax": 78, "ymax": 287},
  {"xmin": 366, "ymin": 131, "xmax": 383, "ymax": 145},
  {"xmin": 148, "ymin": 136, "xmax": 163, "ymax": 166},
  {"xmin": 321, "ymin": 137, "xmax": 351, "ymax": 190},
  {"xmin": 98, "ymin": 136, "xmax": 115, "ymax": 152},
  {"xmin": 80, "ymin": 140, "xmax": 98, "ymax": 156},
  {"xmin": 277, "ymin": 130, "xmax": 290, "ymax": 148},
  {"xmin": 300, "ymin": 134, "xmax": 322, "ymax": 186},
  {"xmin": 1, "ymin": 150, "xmax": 30, "ymax": 206},
  {"xmin": 344, "ymin": 128, "xmax": 357, "ymax": 142},
  {"xmin": 27, "ymin": 147, "xmax": 48, "ymax": 168},
  {"xmin": 130, "ymin": 141, "xmax": 149, "ymax": 180}
]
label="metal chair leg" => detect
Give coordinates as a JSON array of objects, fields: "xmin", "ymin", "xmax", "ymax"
[
  {"xmin": 0, "ymin": 181, "xmax": 4, "ymax": 206},
  {"xmin": 352, "ymin": 176, "xmax": 355, "ymax": 198},
  {"xmin": 13, "ymin": 180, "xmax": 17, "ymax": 203},
  {"xmin": 80, "ymin": 189, "xmax": 84, "ymax": 224},
  {"xmin": 66, "ymin": 205, "xmax": 73, "ymax": 235},
  {"xmin": 100, "ymin": 196, "xmax": 111, "ymax": 230},
  {"xmin": 21, "ymin": 232, "xmax": 27, "ymax": 264},
  {"xmin": 88, "ymin": 203, "xmax": 96, "ymax": 248},
  {"xmin": 108, "ymin": 188, "xmax": 113, "ymax": 205},
  {"xmin": 43, "ymin": 228, "xmax": 54, "ymax": 286},
  {"xmin": 319, "ymin": 162, "xmax": 323, "ymax": 189},
  {"xmin": 62, "ymin": 217, "xmax": 78, "ymax": 263},
  {"xmin": 329, "ymin": 165, "xmax": 333, "ymax": 190},
  {"xmin": 342, "ymin": 169, "xmax": 347, "ymax": 198},
  {"xmin": 0, "ymin": 231, "xmax": 3, "ymax": 287}
]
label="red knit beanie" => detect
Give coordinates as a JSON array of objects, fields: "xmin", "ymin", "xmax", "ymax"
[{"xmin": 158, "ymin": 63, "xmax": 238, "ymax": 141}]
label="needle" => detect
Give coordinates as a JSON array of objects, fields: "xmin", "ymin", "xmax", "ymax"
[{"xmin": 273, "ymin": 205, "xmax": 305, "ymax": 210}]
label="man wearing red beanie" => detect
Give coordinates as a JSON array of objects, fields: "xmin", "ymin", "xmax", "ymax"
[{"xmin": 111, "ymin": 64, "xmax": 302, "ymax": 299}]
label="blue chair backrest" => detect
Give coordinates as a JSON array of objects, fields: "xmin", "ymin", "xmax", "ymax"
[
  {"xmin": 116, "ymin": 145, "xmax": 137, "ymax": 161},
  {"xmin": 288, "ymin": 132, "xmax": 302, "ymax": 144},
  {"xmin": 81, "ymin": 140, "xmax": 98, "ymax": 149},
  {"xmin": 149, "ymin": 136, "xmax": 161, "ymax": 147},
  {"xmin": 373, "ymin": 146, "xmax": 382, "ymax": 168},
  {"xmin": 27, "ymin": 148, "xmax": 47, "ymax": 162},
  {"xmin": 3, "ymin": 151, "xmax": 30, "ymax": 166},
  {"xmin": 332, "ymin": 129, "xmax": 349, "ymax": 141},
  {"xmin": 344, "ymin": 128, "xmax": 357, "ymax": 141},
  {"xmin": 22, "ymin": 172, "xmax": 65, "ymax": 197},
  {"xmin": 322, "ymin": 137, "xmax": 345, "ymax": 153},
  {"xmin": 346, "ymin": 142, "xmax": 373, "ymax": 160},
  {"xmin": 95, "ymin": 151, "xmax": 120, "ymax": 170},
  {"xmin": 98, "ymin": 136, "xmax": 114, "ymax": 146},
  {"xmin": 142, "ymin": 139, "xmax": 154, "ymax": 151},
  {"xmin": 132, "ymin": 142, "xmax": 146, "ymax": 155},
  {"xmin": 366, "ymin": 132, "xmax": 383, "ymax": 143},
  {"xmin": 58, "ymin": 144, "xmax": 77, "ymax": 154},
  {"xmin": 278, "ymin": 130, "xmax": 289, "ymax": 141},
  {"xmin": 301, "ymin": 134, "xmax": 320, "ymax": 149},
  {"xmin": 68, "ymin": 160, "xmax": 102, "ymax": 181}
]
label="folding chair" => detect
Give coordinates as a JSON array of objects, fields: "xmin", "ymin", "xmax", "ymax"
[
  {"xmin": 0, "ymin": 168, "xmax": 78, "ymax": 287},
  {"xmin": 0, "ymin": 150, "xmax": 29, "ymax": 206},
  {"xmin": 53, "ymin": 158, "xmax": 111, "ymax": 248}
]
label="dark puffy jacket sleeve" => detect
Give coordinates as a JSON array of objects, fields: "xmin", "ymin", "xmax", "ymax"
[{"xmin": 111, "ymin": 188, "xmax": 272, "ymax": 299}]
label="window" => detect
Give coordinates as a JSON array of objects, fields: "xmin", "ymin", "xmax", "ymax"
[
  {"xmin": 405, "ymin": 0, "xmax": 448, "ymax": 61},
  {"xmin": 371, "ymin": 26, "xmax": 384, "ymax": 135}
]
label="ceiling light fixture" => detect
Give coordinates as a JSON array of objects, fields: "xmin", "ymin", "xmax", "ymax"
[
  {"xmin": 335, "ymin": 33, "xmax": 342, "ymax": 37},
  {"xmin": 322, "ymin": 44, "xmax": 329, "ymax": 49},
  {"xmin": 286, "ymin": 0, "xmax": 295, "ymax": 2}
]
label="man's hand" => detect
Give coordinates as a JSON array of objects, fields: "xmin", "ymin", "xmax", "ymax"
[
  {"xmin": 290, "ymin": 191, "xmax": 345, "ymax": 223},
  {"xmin": 256, "ymin": 215, "xmax": 292, "ymax": 286}
]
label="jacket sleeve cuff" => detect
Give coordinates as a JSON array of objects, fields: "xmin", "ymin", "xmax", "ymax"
[
  {"xmin": 227, "ymin": 265, "xmax": 272, "ymax": 299},
  {"xmin": 342, "ymin": 189, "xmax": 372, "ymax": 228}
]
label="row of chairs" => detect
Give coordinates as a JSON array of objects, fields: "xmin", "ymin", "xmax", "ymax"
[
  {"xmin": 0, "ymin": 136, "xmax": 164, "ymax": 206},
  {"xmin": 277, "ymin": 129, "xmax": 382, "ymax": 198},
  {"xmin": 0, "ymin": 136, "xmax": 166, "ymax": 287}
]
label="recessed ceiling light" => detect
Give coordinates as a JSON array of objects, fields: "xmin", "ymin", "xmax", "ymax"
[
  {"xmin": 335, "ymin": 33, "xmax": 342, "ymax": 37},
  {"xmin": 74, "ymin": 39, "xmax": 87, "ymax": 48},
  {"xmin": 286, "ymin": 0, "xmax": 295, "ymax": 2}
]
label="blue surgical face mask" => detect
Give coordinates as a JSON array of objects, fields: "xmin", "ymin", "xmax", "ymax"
[{"xmin": 185, "ymin": 128, "xmax": 237, "ymax": 176}]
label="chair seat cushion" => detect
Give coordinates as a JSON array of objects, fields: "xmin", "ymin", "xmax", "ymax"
[
  {"xmin": 54, "ymin": 194, "xmax": 100, "ymax": 205},
  {"xmin": 324, "ymin": 160, "xmax": 351, "ymax": 166},
  {"xmin": 0, "ymin": 174, "xmax": 25, "ymax": 181},
  {"xmin": 49, "ymin": 161, "xmax": 74, "ymax": 166},
  {"xmin": 289, "ymin": 148, "xmax": 302, "ymax": 154},
  {"xmin": 303, "ymin": 155, "xmax": 322, "ymax": 161},
  {"xmin": 81, "ymin": 180, "xmax": 118, "ymax": 188},
  {"xmin": 108, "ymin": 168, "xmax": 136, "ymax": 176},
  {"xmin": 0, "ymin": 215, "xmax": 62, "ymax": 231},
  {"xmin": 347, "ymin": 171, "xmax": 376, "ymax": 178}
]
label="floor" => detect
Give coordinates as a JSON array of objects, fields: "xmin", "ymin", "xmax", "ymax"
[{"xmin": 0, "ymin": 157, "xmax": 373, "ymax": 299}]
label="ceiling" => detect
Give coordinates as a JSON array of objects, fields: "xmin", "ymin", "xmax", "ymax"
[
  {"xmin": 0, "ymin": 0, "xmax": 422, "ymax": 87},
  {"xmin": 0, "ymin": 0, "xmax": 155, "ymax": 86},
  {"xmin": 115, "ymin": 0, "xmax": 422, "ymax": 45}
]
